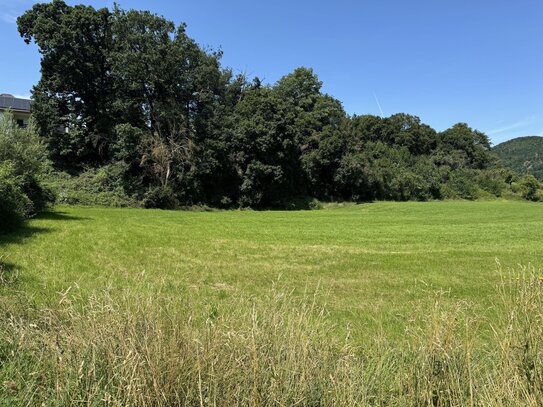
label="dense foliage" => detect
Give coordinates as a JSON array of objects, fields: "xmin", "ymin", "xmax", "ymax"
[
  {"xmin": 0, "ymin": 112, "xmax": 53, "ymax": 231},
  {"xmin": 16, "ymin": 0, "xmax": 543, "ymax": 209},
  {"xmin": 493, "ymin": 136, "xmax": 543, "ymax": 180}
]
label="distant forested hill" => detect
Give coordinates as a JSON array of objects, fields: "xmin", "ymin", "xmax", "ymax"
[{"xmin": 493, "ymin": 136, "xmax": 543, "ymax": 180}]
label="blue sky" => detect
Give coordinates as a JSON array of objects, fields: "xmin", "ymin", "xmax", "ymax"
[{"xmin": 1, "ymin": 0, "xmax": 542, "ymax": 144}]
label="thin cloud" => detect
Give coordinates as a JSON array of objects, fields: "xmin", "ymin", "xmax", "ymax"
[
  {"xmin": 0, "ymin": 0, "xmax": 35, "ymax": 25},
  {"xmin": 0, "ymin": 13, "xmax": 17, "ymax": 24},
  {"xmin": 0, "ymin": 0, "xmax": 34, "ymax": 6},
  {"xmin": 486, "ymin": 117, "xmax": 536, "ymax": 135}
]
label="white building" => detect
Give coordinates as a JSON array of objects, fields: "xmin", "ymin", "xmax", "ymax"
[{"xmin": 0, "ymin": 94, "xmax": 31, "ymax": 127}]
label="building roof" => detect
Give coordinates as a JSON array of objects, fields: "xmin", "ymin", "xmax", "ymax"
[{"xmin": 0, "ymin": 94, "xmax": 31, "ymax": 113}]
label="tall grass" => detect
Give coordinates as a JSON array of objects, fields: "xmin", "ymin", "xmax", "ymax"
[{"xmin": 1, "ymin": 265, "xmax": 543, "ymax": 406}]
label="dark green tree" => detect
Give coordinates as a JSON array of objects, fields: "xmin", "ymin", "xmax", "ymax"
[
  {"xmin": 230, "ymin": 84, "xmax": 300, "ymax": 207},
  {"xmin": 274, "ymin": 68, "xmax": 348, "ymax": 199},
  {"xmin": 438, "ymin": 123, "xmax": 493, "ymax": 169},
  {"xmin": 18, "ymin": 0, "xmax": 114, "ymax": 170},
  {"xmin": 108, "ymin": 6, "xmax": 226, "ymax": 204}
]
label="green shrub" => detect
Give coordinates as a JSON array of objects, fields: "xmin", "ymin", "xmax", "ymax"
[
  {"xmin": 0, "ymin": 162, "xmax": 32, "ymax": 230},
  {"xmin": 308, "ymin": 198, "xmax": 323, "ymax": 210},
  {"xmin": 285, "ymin": 195, "xmax": 323, "ymax": 210},
  {"xmin": 440, "ymin": 170, "xmax": 479, "ymax": 199},
  {"xmin": 517, "ymin": 175, "xmax": 542, "ymax": 201},
  {"xmin": 49, "ymin": 163, "xmax": 137, "ymax": 207},
  {"xmin": 475, "ymin": 169, "xmax": 508, "ymax": 197},
  {"xmin": 0, "ymin": 112, "xmax": 53, "ymax": 230},
  {"xmin": 142, "ymin": 185, "xmax": 179, "ymax": 209}
]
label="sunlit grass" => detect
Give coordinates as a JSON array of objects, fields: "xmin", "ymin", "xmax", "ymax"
[
  {"xmin": 2, "ymin": 201, "xmax": 543, "ymax": 405},
  {"xmin": 2, "ymin": 200, "xmax": 542, "ymax": 339}
]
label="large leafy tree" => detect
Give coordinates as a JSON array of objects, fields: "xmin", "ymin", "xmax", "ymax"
[
  {"xmin": 227, "ymin": 68, "xmax": 350, "ymax": 206},
  {"xmin": 108, "ymin": 7, "xmax": 226, "ymax": 204},
  {"xmin": 193, "ymin": 72, "xmax": 249, "ymax": 206},
  {"xmin": 18, "ymin": 1, "xmax": 229, "ymax": 205},
  {"xmin": 348, "ymin": 113, "xmax": 438, "ymax": 155},
  {"xmin": 438, "ymin": 123, "xmax": 494, "ymax": 169},
  {"xmin": 18, "ymin": 0, "xmax": 114, "ymax": 170},
  {"xmin": 273, "ymin": 68, "xmax": 348, "ymax": 200},
  {"xmin": 230, "ymin": 82, "xmax": 300, "ymax": 207}
]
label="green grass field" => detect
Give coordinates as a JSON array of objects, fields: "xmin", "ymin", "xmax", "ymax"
[
  {"xmin": 3, "ymin": 200, "xmax": 543, "ymax": 405},
  {"xmin": 2, "ymin": 200, "xmax": 542, "ymax": 338}
]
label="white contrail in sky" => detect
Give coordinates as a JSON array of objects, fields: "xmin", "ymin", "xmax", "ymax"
[{"xmin": 373, "ymin": 92, "xmax": 384, "ymax": 117}]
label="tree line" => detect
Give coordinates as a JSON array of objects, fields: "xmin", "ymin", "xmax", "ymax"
[{"xmin": 8, "ymin": 0, "xmax": 542, "ymax": 213}]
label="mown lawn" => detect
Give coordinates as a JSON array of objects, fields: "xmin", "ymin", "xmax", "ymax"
[{"xmin": 1, "ymin": 200, "xmax": 542, "ymax": 338}]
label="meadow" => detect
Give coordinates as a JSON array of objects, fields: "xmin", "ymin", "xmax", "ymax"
[
  {"xmin": 1, "ymin": 200, "xmax": 543, "ymax": 405},
  {"xmin": 2, "ymin": 200, "xmax": 543, "ymax": 332}
]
